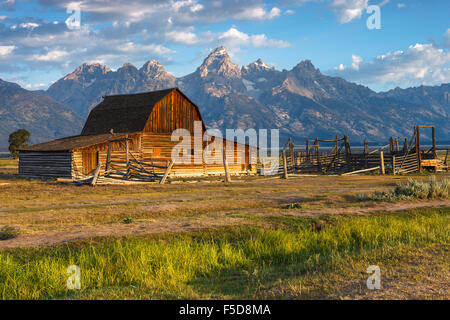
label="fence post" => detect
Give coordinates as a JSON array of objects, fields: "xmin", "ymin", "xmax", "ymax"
[
  {"xmin": 125, "ymin": 135, "xmax": 130, "ymax": 179},
  {"xmin": 415, "ymin": 126, "xmax": 421, "ymax": 170},
  {"xmin": 432, "ymin": 126, "xmax": 437, "ymax": 159},
  {"xmin": 105, "ymin": 141, "xmax": 111, "ymax": 177},
  {"xmin": 306, "ymin": 139, "xmax": 310, "ymax": 161},
  {"xmin": 334, "ymin": 135, "xmax": 339, "ymax": 171},
  {"xmin": 389, "ymin": 137, "xmax": 394, "ymax": 155},
  {"xmin": 289, "ymin": 138, "xmax": 295, "ymax": 170},
  {"xmin": 344, "ymin": 135, "xmax": 351, "ymax": 172},
  {"xmin": 364, "ymin": 138, "xmax": 368, "ymax": 168},
  {"xmin": 315, "ymin": 138, "xmax": 321, "ymax": 173},
  {"xmin": 392, "ymin": 155, "xmax": 396, "ymax": 175},
  {"xmin": 223, "ymin": 146, "xmax": 231, "ymax": 183},
  {"xmin": 282, "ymin": 149, "xmax": 288, "ymax": 179},
  {"xmin": 380, "ymin": 151, "xmax": 385, "ymax": 175}
]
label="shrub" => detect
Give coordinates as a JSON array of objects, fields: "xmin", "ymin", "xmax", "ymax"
[
  {"xmin": 284, "ymin": 202, "xmax": 302, "ymax": 209},
  {"xmin": 359, "ymin": 176, "xmax": 450, "ymax": 201},
  {"xmin": 123, "ymin": 217, "xmax": 133, "ymax": 224},
  {"xmin": 0, "ymin": 225, "xmax": 20, "ymax": 240}
]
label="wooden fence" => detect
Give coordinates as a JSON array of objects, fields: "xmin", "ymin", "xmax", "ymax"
[{"xmin": 271, "ymin": 133, "xmax": 427, "ymax": 177}]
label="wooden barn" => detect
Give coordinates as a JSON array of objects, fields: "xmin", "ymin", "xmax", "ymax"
[{"xmin": 19, "ymin": 88, "xmax": 257, "ymax": 182}]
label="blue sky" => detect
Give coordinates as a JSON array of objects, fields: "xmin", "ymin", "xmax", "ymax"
[{"xmin": 0, "ymin": 0, "xmax": 449, "ymax": 92}]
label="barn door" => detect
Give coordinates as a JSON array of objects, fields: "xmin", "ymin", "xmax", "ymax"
[{"xmin": 82, "ymin": 151, "xmax": 98, "ymax": 175}]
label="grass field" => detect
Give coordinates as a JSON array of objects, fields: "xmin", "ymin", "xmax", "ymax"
[{"xmin": 0, "ymin": 159, "xmax": 448, "ymax": 299}]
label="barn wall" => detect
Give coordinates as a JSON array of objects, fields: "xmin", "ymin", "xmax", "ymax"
[
  {"xmin": 19, "ymin": 151, "xmax": 72, "ymax": 179},
  {"xmin": 143, "ymin": 90, "xmax": 203, "ymax": 134},
  {"xmin": 141, "ymin": 132, "xmax": 255, "ymax": 176}
]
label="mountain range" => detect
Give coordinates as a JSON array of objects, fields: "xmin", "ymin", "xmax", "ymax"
[
  {"xmin": 1, "ymin": 46, "xmax": 449, "ymax": 150},
  {"xmin": 0, "ymin": 79, "xmax": 83, "ymax": 150}
]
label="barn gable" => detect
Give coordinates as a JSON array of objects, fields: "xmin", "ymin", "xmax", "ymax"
[{"xmin": 143, "ymin": 88, "xmax": 205, "ymax": 133}]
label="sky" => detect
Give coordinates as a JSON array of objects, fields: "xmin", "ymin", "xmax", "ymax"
[{"xmin": 0, "ymin": 0, "xmax": 449, "ymax": 92}]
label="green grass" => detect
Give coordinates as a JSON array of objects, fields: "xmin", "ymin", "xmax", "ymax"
[
  {"xmin": 359, "ymin": 176, "xmax": 450, "ymax": 201},
  {"xmin": 0, "ymin": 226, "xmax": 20, "ymax": 240},
  {"xmin": 0, "ymin": 159, "xmax": 17, "ymax": 167},
  {"xmin": 0, "ymin": 207, "xmax": 448, "ymax": 299}
]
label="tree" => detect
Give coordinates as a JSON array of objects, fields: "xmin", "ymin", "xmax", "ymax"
[{"xmin": 8, "ymin": 129, "xmax": 30, "ymax": 159}]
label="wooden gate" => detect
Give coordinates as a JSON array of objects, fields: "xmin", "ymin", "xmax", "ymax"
[{"xmin": 393, "ymin": 152, "xmax": 419, "ymax": 174}]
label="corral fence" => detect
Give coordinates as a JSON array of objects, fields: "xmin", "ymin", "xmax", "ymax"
[{"xmin": 270, "ymin": 125, "xmax": 446, "ymax": 177}]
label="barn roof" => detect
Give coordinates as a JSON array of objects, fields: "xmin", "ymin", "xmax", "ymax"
[
  {"xmin": 81, "ymin": 87, "xmax": 204, "ymax": 136},
  {"xmin": 20, "ymin": 133, "xmax": 137, "ymax": 152}
]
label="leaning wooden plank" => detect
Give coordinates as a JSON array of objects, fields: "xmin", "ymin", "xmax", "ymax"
[
  {"xmin": 341, "ymin": 166, "xmax": 380, "ymax": 176},
  {"xmin": 282, "ymin": 149, "xmax": 288, "ymax": 179},
  {"xmin": 160, "ymin": 160, "xmax": 175, "ymax": 184},
  {"xmin": 380, "ymin": 151, "xmax": 385, "ymax": 175},
  {"xmin": 90, "ymin": 162, "xmax": 102, "ymax": 186},
  {"xmin": 223, "ymin": 148, "xmax": 232, "ymax": 183}
]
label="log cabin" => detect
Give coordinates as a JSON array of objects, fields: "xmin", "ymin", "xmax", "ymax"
[{"xmin": 19, "ymin": 88, "xmax": 257, "ymax": 181}]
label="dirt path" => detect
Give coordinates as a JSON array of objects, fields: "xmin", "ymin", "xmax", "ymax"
[
  {"xmin": 261, "ymin": 199, "xmax": 450, "ymax": 217},
  {"xmin": 1, "ymin": 200, "xmax": 448, "ymax": 250},
  {"xmin": 0, "ymin": 216, "xmax": 247, "ymax": 249}
]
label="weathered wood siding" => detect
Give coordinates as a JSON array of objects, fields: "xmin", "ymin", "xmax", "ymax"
[
  {"xmin": 72, "ymin": 134, "xmax": 141, "ymax": 179},
  {"xmin": 143, "ymin": 90, "xmax": 203, "ymax": 134},
  {"xmin": 141, "ymin": 132, "xmax": 255, "ymax": 176},
  {"xmin": 19, "ymin": 151, "xmax": 72, "ymax": 179},
  {"xmin": 139, "ymin": 90, "xmax": 255, "ymax": 176}
]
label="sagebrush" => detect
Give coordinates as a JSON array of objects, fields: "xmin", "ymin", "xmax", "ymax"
[{"xmin": 359, "ymin": 177, "xmax": 449, "ymax": 201}]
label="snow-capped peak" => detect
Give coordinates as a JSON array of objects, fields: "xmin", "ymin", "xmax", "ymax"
[
  {"xmin": 198, "ymin": 46, "xmax": 241, "ymax": 78},
  {"xmin": 140, "ymin": 59, "xmax": 166, "ymax": 75},
  {"xmin": 64, "ymin": 62, "xmax": 111, "ymax": 81},
  {"xmin": 242, "ymin": 59, "xmax": 274, "ymax": 74},
  {"xmin": 209, "ymin": 46, "xmax": 228, "ymax": 57},
  {"xmin": 252, "ymin": 58, "xmax": 272, "ymax": 70}
]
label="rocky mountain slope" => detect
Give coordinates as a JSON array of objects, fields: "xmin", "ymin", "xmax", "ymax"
[
  {"xmin": 47, "ymin": 61, "xmax": 176, "ymax": 117},
  {"xmin": 378, "ymin": 84, "xmax": 450, "ymax": 138},
  {"xmin": 0, "ymin": 79, "xmax": 83, "ymax": 150},
  {"xmin": 39, "ymin": 46, "xmax": 450, "ymax": 142}
]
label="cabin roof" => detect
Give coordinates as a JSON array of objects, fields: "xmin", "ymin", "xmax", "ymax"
[
  {"xmin": 81, "ymin": 87, "xmax": 205, "ymax": 136},
  {"xmin": 20, "ymin": 132, "xmax": 137, "ymax": 152}
]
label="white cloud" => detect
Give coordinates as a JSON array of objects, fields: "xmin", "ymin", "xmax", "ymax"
[
  {"xmin": 331, "ymin": 43, "xmax": 450, "ymax": 89},
  {"xmin": 165, "ymin": 30, "xmax": 203, "ymax": 45},
  {"xmin": 24, "ymin": 82, "xmax": 47, "ymax": 90},
  {"xmin": 351, "ymin": 55, "xmax": 363, "ymax": 70},
  {"xmin": 165, "ymin": 27, "xmax": 290, "ymax": 49},
  {"xmin": 285, "ymin": 9, "xmax": 295, "ymax": 15},
  {"xmin": 28, "ymin": 49, "xmax": 69, "ymax": 61},
  {"xmin": 330, "ymin": 0, "xmax": 368, "ymax": 23},
  {"xmin": 117, "ymin": 42, "xmax": 175, "ymax": 55},
  {"xmin": 0, "ymin": 45, "xmax": 15, "ymax": 56},
  {"xmin": 268, "ymin": 7, "xmax": 281, "ymax": 19},
  {"xmin": 444, "ymin": 28, "xmax": 450, "ymax": 48},
  {"xmin": 234, "ymin": 6, "xmax": 281, "ymax": 20},
  {"xmin": 397, "ymin": 3, "xmax": 406, "ymax": 8},
  {"xmin": 218, "ymin": 27, "xmax": 289, "ymax": 48},
  {"xmin": 19, "ymin": 22, "xmax": 39, "ymax": 29}
]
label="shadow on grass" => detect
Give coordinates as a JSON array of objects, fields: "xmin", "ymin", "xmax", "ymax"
[{"xmin": 0, "ymin": 171, "xmax": 21, "ymax": 181}]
